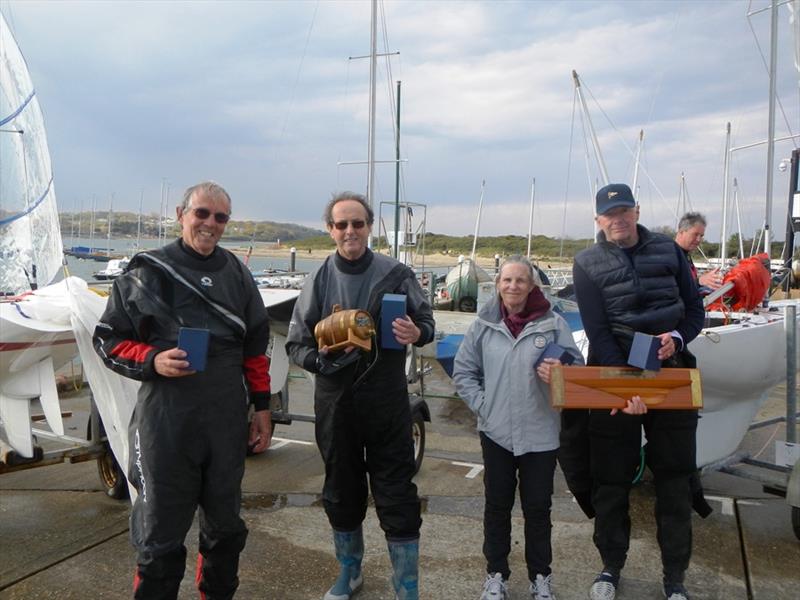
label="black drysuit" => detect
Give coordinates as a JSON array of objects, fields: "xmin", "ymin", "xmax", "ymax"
[
  {"xmin": 285, "ymin": 249, "xmax": 434, "ymax": 539},
  {"xmin": 94, "ymin": 240, "xmax": 270, "ymax": 600}
]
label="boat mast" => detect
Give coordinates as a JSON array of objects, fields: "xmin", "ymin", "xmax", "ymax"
[
  {"xmin": 763, "ymin": 0, "xmax": 779, "ymax": 255},
  {"xmin": 470, "ymin": 180, "xmax": 485, "ymax": 261},
  {"xmin": 366, "ymin": 0, "xmax": 377, "ymax": 247},
  {"xmin": 136, "ymin": 189, "xmax": 143, "ymax": 252},
  {"xmin": 720, "ymin": 122, "xmax": 732, "ymax": 266},
  {"xmin": 107, "ymin": 194, "xmax": 114, "ymax": 258},
  {"xmin": 393, "ymin": 80, "xmax": 401, "ymax": 259},
  {"xmin": 632, "ymin": 130, "xmax": 644, "ymax": 194},
  {"xmin": 526, "ymin": 178, "xmax": 536, "ymax": 259},
  {"xmin": 572, "ymin": 70, "xmax": 609, "ymax": 186}
]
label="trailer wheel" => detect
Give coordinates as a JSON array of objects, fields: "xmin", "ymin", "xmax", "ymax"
[
  {"xmin": 458, "ymin": 296, "xmax": 477, "ymax": 313},
  {"xmin": 412, "ymin": 408, "xmax": 426, "ymax": 475},
  {"xmin": 98, "ymin": 445, "xmax": 129, "ymax": 500},
  {"xmin": 792, "ymin": 506, "xmax": 800, "ymax": 541}
]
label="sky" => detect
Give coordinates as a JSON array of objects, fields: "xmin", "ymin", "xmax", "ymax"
[{"xmin": 2, "ymin": 0, "xmax": 799, "ymax": 243}]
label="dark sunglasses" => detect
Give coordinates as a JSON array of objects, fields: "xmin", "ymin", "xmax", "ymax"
[
  {"xmin": 331, "ymin": 219, "xmax": 367, "ymax": 231},
  {"xmin": 188, "ymin": 207, "xmax": 231, "ymax": 224}
]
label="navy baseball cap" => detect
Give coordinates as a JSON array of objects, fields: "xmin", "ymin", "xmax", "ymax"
[{"xmin": 596, "ymin": 183, "xmax": 636, "ymax": 215}]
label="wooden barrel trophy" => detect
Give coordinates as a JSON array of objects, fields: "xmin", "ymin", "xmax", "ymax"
[
  {"xmin": 314, "ymin": 304, "xmax": 375, "ymax": 352},
  {"xmin": 550, "ymin": 365, "xmax": 703, "ymax": 410}
]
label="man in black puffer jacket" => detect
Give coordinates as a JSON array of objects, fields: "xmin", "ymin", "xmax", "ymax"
[{"xmin": 561, "ymin": 183, "xmax": 704, "ymax": 600}]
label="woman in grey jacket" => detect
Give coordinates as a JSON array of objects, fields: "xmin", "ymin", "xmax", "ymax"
[{"xmin": 453, "ymin": 255, "xmax": 583, "ymax": 600}]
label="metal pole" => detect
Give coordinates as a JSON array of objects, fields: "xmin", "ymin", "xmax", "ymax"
[
  {"xmin": 526, "ymin": 178, "xmax": 535, "ymax": 259},
  {"xmin": 393, "ymin": 80, "xmax": 401, "ymax": 259},
  {"xmin": 720, "ymin": 123, "xmax": 731, "ymax": 266},
  {"xmin": 572, "ymin": 70, "xmax": 609, "ymax": 185},
  {"xmin": 763, "ymin": 0, "xmax": 778, "ymax": 255},
  {"xmin": 786, "ymin": 304, "xmax": 797, "ymax": 444},
  {"xmin": 783, "ymin": 149, "xmax": 799, "ymax": 295},
  {"xmin": 366, "ymin": 0, "xmax": 377, "ymax": 241},
  {"xmin": 632, "ymin": 129, "xmax": 643, "ymax": 192},
  {"xmin": 290, "ymin": 247, "xmax": 296, "ymax": 272}
]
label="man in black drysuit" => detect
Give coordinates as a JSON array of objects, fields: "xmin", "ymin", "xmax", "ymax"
[
  {"xmin": 559, "ymin": 183, "xmax": 704, "ymax": 600},
  {"xmin": 286, "ymin": 192, "xmax": 434, "ymax": 600},
  {"xmin": 94, "ymin": 181, "xmax": 272, "ymax": 600}
]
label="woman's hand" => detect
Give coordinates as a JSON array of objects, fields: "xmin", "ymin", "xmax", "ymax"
[
  {"xmin": 536, "ymin": 357, "xmax": 561, "ymax": 384},
  {"xmin": 610, "ymin": 395, "xmax": 648, "ymax": 416}
]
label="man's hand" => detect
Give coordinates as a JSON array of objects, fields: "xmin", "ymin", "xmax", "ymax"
[
  {"xmin": 153, "ymin": 348, "xmax": 194, "ymax": 378},
  {"xmin": 392, "ymin": 315, "xmax": 420, "ymax": 345},
  {"xmin": 249, "ymin": 409, "xmax": 272, "ymax": 454},
  {"xmin": 655, "ymin": 332, "xmax": 677, "ymax": 361},
  {"xmin": 698, "ymin": 267, "xmax": 723, "ymax": 290},
  {"xmin": 610, "ymin": 395, "xmax": 648, "ymax": 416},
  {"xmin": 536, "ymin": 357, "xmax": 561, "ymax": 384}
]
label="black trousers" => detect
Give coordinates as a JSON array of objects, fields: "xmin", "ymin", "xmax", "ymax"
[
  {"xmin": 480, "ymin": 433, "xmax": 557, "ymax": 582},
  {"xmin": 129, "ymin": 370, "xmax": 249, "ymax": 600},
  {"xmin": 314, "ymin": 374, "xmax": 421, "ymax": 539},
  {"xmin": 588, "ymin": 409, "xmax": 697, "ymax": 583}
]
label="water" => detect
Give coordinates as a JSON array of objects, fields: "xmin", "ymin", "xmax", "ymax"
[{"xmin": 56, "ymin": 236, "xmax": 452, "ymax": 283}]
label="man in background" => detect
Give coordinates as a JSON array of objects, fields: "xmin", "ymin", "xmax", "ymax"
[{"xmin": 675, "ymin": 212, "xmax": 723, "ymax": 291}]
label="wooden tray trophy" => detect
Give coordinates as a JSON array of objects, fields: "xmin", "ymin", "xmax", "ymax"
[
  {"xmin": 549, "ymin": 365, "xmax": 703, "ymax": 410},
  {"xmin": 314, "ymin": 304, "xmax": 375, "ymax": 352}
]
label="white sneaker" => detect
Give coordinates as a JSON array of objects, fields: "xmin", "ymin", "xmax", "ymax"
[
  {"xmin": 530, "ymin": 573, "xmax": 556, "ymax": 600},
  {"xmin": 480, "ymin": 573, "xmax": 508, "ymax": 600}
]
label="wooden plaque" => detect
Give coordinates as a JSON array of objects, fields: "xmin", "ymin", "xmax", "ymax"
[{"xmin": 550, "ymin": 365, "xmax": 702, "ymax": 410}]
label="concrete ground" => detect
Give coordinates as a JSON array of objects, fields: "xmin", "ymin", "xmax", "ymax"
[{"xmin": 1, "ymin": 362, "xmax": 798, "ymax": 599}]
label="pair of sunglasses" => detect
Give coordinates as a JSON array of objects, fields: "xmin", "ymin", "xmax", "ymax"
[
  {"xmin": 331, "ymin": 219, "xmax": 367, "ymax": 230},
  {"xmin": 188, "ymin": 207, "xmax": 231, "ymax": 224}
]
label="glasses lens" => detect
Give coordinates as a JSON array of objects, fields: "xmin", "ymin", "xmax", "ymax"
[
  {"xmin": 333, "ymin": 220, "xmax": 366, "ymax": 230},
  {"xmin": 191, "ymin": 207, "xmax": 229, "ymax": 224}
]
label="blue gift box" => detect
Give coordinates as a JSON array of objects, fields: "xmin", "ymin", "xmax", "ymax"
[
  {"xmin": 534, "ymin": 341, "xmax": 575, "ymax": 368},
  {"xmin": 381, "ymin": 293, "xmax": 407, "ymax": 350},
  {"xmin": 628, "ymin": 332, "xmax": 661, "ymax": 371}
]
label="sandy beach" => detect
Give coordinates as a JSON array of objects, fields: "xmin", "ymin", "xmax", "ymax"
[{"xmin": 224, "ymin": 242, "xmax": 573, "ymax": 270}]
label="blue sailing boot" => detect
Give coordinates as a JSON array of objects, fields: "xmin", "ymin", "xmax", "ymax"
[
  {"xmin": 323, "ymin": 527, "xmax": 364, "ymax": 600},
  {"xmin": 387, "ymin": 538, "xmax": 419, "ymax": 600}
]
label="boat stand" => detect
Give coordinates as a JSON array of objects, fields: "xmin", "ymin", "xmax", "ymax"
[{"xmin": 0, "ymin": 390, "xmax": 128, "ymax": 499}]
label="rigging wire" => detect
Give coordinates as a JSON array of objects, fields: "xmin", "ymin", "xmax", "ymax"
[
  {"xmin": 273, "ymin": 0, "xmax": 320, "ymax": 163},
  {"xmin": 747, "ymin": 0, "xmax": 798, "ymax": 150}
]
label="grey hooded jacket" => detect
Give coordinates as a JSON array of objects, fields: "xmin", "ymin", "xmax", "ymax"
[{"xmin": 452, "ymin": 294, "xmax": 584, "ymax": 456}]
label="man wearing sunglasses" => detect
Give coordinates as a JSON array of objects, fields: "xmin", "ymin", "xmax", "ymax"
[
  {"xmin": 286, "ymin": 192, "xmax": 435, "ymax": 600},
  {"xmin": 94, "ymin": 181, "xmax": 272, "ymax": 600}
]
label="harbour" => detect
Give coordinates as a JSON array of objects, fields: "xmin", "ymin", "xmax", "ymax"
[{"xmin": 0, "ymin": 362, "xmax": 798, "ymax": 599}]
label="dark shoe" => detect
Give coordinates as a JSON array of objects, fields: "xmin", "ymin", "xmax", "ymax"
[
  {"xmin": 663, "ymin": 582, "xmax": 690, "ymax": 600},
  {"xmin": 588, "ymin": 571, "xmax": 619, "ymax": 600}
]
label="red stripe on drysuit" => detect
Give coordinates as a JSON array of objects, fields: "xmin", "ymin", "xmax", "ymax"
[
  {"xmin": 110, "ymin": 340, "xmax": 157, "ymax": 365},
  {"xmin": 195, "ymin": 553, "xmax": 206, "ymax": 600},
  {"xmin": 243, "ymin": 354, "xmax": 270, "ymax": 393}
]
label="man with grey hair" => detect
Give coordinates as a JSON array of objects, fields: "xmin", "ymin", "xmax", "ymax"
[
  {"xmin": 94, "ymin": 181, "xmax": 272, "ymax": 599},
  {"xmin": 287, "ymin": 191, "xmax": 434, "ymax": 600},
  {"xmin": 674, "ymin": 212, "xmax": 723, "ymax": 290}
]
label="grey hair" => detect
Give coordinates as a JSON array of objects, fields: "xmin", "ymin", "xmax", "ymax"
[
  {"xmin": 180, "ymin": 181, "xmax": 232, "ymax": 213},
  {"xmin": 677, "ymin": 211, "xmax": 707, "ymax": 232},
  {"xmin": 323, "ymin": 191, "xmax": 375, "ymax": 226},
  {"xmin": 496, "ymin": 254, "xmax": 542, "ymax": 287}
]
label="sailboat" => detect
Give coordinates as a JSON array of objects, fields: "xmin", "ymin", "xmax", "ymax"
[{"xmin": 0, "ymin": 12, "xmax": 76, "ymax": 458}]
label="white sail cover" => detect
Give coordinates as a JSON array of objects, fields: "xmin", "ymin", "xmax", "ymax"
[{"xmin": 0, "ymin": 13, "xmax": 62, "ymax": 295}]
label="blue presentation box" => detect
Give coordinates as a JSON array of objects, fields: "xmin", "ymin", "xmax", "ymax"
[
  {"xmin": 381, "ymin": 293, "xmax": 407, "ymax": 350},
  {"xmin": 534, "ymin": 342, "xmax": 575, "ymax": 368},
  {"xmin": 628, "ymin": 332, "xmax": 661, "ymax": 371},
  {"xmin": 178, "ymin": 327, "xmax": 210, "ymax": 372}
]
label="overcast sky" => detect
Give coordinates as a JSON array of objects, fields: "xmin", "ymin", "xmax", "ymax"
[{"xmin": 3, "ymin": 0, "xmax": 799, "ymax": 242}]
